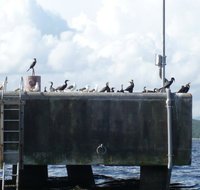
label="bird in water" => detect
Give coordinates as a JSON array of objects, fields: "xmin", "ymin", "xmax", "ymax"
[
  {"xmin": 56, "ymin": 80, "xmax": 69, "ymax": 92},
  {"xmin": 117, "ymin": 84, "xmax": 124, "ymax": 93},
  {"xmin": 159, "ymin": 77, "xmax": 175, "ymax": 92},
  {"xmin": 27, "ymin": 58, "xmax": 37, "ymax": 76},
  {"xmin": 177, "ymin": 82, "xmax": 190, "ymax": 93},
  {"xmin": 100, "ymin": 82, "xmax": 110, "ymax": 92},
  {"xmin": 124, "ymin": 80, "xmax": 134, "ymax": 93},
  {"xmin": 49, "ymin": 81, "xmax": 55, "ymax": 92}
]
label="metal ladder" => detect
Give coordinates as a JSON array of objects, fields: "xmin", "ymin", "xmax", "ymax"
[
  {"xmin": 1, "ymin": 162, "xmax": 19, "ymax": 190},
  {"xmin": 0, "ymin": 77, "xmax": 24, "ymax": 190}
]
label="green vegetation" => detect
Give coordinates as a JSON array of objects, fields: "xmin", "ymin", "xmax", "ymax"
[{"xmin": 192, "ymin": 119, "xmax": 200, "ymax": 138}]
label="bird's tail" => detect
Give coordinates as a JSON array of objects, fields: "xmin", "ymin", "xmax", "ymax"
[{"xmin": 27, "ymin": 68, "xmax": 30, "ymax": 72}]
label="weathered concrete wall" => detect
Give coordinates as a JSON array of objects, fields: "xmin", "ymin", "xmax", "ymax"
[
  {"xmin": 1, "ymin": 92, "xmax": 192, "ymax": 166},
  {"xmin": 22, "ymin": 92, "xmax": 192, "ymax": 165}
]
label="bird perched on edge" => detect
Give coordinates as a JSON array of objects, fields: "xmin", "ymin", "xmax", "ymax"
[
  {"xmin": 67, "ymin": 82, "xmax": 77, "ymax": 91},
  {"xmin": 177, "ymin": 82, "xmax": 190, "ymax": 93},
  {"xmin": 117, "ymin": 84, "xmax": 124, "ymax": 93},
  {"xmin": 27, "ymin": 58, "xmax": 37, "ymax": 76},
  {"xmin": 159, "ymin": 77, "xmax": 175, "ymax": 92},
  {"xmin": 49, "ymin": 81, "xmax": 55, "ymax": 92},
  {"xmin": 89, "ymin": 84, "xmax": 99, "ymax": 93},
  {"xmin": 100, "ymin": 82, "xmax": 110, "ymax": 92},
  {"xmin": 124, "ymin": 80, "xmax": 134, "ymax": 93},
  {"xmin": 56, "ymin": 80, "xmax": 69, "ymax": 92}
]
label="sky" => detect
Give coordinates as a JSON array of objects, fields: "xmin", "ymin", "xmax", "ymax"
[{"xmin": 0, "ymin": 0, "xmax": 199, "ymax": 118}]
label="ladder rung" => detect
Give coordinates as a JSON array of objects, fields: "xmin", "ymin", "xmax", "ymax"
[
  {"xmin": 4, "ymin": 119, "xmax": 20, "ymax": 122},
  {"xmin": 4, "ymin": 141, "xmax": 19, "ymax": 144},
  {"xmin": 4, "ymin": 108, "xmax": 20, "ymax": 111},
  {"xmin": 4, "ymin": 151, "xmax": 19, "ymax": 154},
  {"xmin": 4, "ymin": 184, "xmax": 16, "ymax": 187},
  {"xmin": 4, "ymin": 130, "xmax": 20, "ymax": 133}
]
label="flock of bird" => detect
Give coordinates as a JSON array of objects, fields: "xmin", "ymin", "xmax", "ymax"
[
  {"xmin": 42, "ymin": 77, "xmax": 190, "ymax": 94},
  {"xmin": 24, "ymin": 58, "xmax": 190, "ymax": 94}
]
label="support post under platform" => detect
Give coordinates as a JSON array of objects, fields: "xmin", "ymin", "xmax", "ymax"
[
  {"xmin": 140, "ymin": 166, "xmax": 171, "ymax": 190},
  {"xmin": 66, "ymin": 165, "xmax": 95, "ymax": 188},
  {"xmin": 13, "ymin": 165, "xmax": 48, "ymax": 188}
]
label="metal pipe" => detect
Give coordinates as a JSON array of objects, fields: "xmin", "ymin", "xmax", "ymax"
[
  {"xmin": 166, "ymin": 88, "xmax": 173, "ymax": 169},
  {"xmin": 162, "ymin": 0, "xmax": 166, "ymax": 88}
]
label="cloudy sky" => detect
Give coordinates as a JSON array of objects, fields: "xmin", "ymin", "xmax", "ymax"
[{"xmin": 0, "ymin": 0, "xmax": 199, "ymax": 118}]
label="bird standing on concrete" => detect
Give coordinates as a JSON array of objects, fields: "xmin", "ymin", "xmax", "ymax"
[
  {"xmin": 79, "ymin": 85, "xmax": 90, "ymax": 92},
  {"xmin": 177, "ymin": 82, "xmax": 190, "ymax": 93},
  {"xmin": 67, "ymin": 82, "xmax": 77, "ymax": 91},
  {"xmin": 117, "ymin": 84, "xmax": 124, "ymax": 93},
  {"xmin": 44, "ymin": 87, "xmax": 47, "ymax": 92},
  {"xmin": 27, "ymin": 58, "xmax": 37, "ymax": 76},
  {"xmin": 49, "ymin": 81, "xmax": 55, "ymax": 92},
  {"xmin": 124, "ymin": 80, "xmax": 134, "ymax": 93},
  {"xmin": 89, "ymin": 84, "xmax": 98, "ymax": 92},
  {"xmin": 159, "ymin": 77, "xmax": 175, "ymax": 92},
  {"xmin": 100, "ymin": 82, "xmax": 110, "ymax": 92},
  {"xmin": 56, "ymin": 80, "xmax": 69, "ymax": 92}
]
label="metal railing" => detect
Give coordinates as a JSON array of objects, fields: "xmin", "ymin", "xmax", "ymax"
[{"xmin": 1, "ymin": 77, "xmax": 8, "ymax": 101}]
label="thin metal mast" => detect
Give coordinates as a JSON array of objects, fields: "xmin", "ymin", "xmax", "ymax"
[{"xmin": 162, "ymin": 0, "xmax": 166, "ymax": 87}]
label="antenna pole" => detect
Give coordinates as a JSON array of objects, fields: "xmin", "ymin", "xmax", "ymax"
[{"xmin": 162, "ymin": 0, "xmax": 166, "ymax": 87}]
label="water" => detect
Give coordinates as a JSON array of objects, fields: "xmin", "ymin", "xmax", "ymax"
[{"xmin": 48, "ymin": 139, "xmax": 200, "ymax": 189}]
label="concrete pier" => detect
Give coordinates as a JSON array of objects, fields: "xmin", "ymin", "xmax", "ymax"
[{"xmin": 0, "ymin": 92, "xmax": 192, "ymax": 189}]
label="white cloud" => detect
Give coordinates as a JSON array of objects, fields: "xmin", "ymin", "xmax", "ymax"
[{"xmin": 0, "ymin": 0, "xmax": 199, "ymax": 118}]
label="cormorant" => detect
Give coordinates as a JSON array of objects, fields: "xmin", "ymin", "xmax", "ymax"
[
  {"xmin": 67, "ymin": 82, "xmax": 77, "ymax": 91},
  {"xmin": 142, "ymin": 86, "xmax": 147, "ymax": 93},
  {"xmin": 27, "ymin": 58, "xmax": 37, "ymax": 76},
  {"xmin": 89, "ymin": 84, "xmax": 98, "ymax": 92},
  {"xmin": 111, "ymin": 87, "xmax": 115, "ymax": 92},
  {"xmin": 177, "ymin": 82, "xmax": 190, "ymax": 93},
  {"xmin": 142, "ymin": 86, "xmax": 158, "ymax": 93},
  {"xmin": 49, "ymin": 81, "xmax": 55, "ymax": 92},
  {"xmin": 44, "ymin": 87, "xmax": 47, "ymax": 92},
  {"xmin": 159, "ymin": 77, "xmax": 175, "ymax": 91},
  {"xmin": 124, "ymin": 80, "xmax": 134, "ymax": 93},
  {"xmin": 117, "ymin": 84, "xmax": 124, "ymax": 93},
  {"xmin": 100, "ymin": 82, "xmax": 110, "ymax": 92},
  {"xmin": 56, "ymin": 80, "xmax": 69, "ymax": 91},
  {"xmin": 79, "ymin": 85, "xmax": 90, "ymax": 92}
]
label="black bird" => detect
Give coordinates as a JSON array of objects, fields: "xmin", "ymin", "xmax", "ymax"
[
  {"xmin": 111, "ymin": 87, "xmax": 115, "ymax": 92},
  {"xmin": 44, "ymin": 87, "xmax": 47, "ymax": 92},
  {"xmin": 100, "ymin": 82, "xmax": 110, "ymax": 92},
  {"xmin": 159, "ymin": 77, "xmax": 175, "ymax": 91},
  {"xmin": 56, "ymin": 80, "xmax": 69, "ymax": 91},
  {"xmin": 49, "ymin": 81, "xmax": 55, "ymax": 92},
  {"xmin": 27, "ymin": 58, "xmax": 37, "ymax": 75},
  {"xmin": 117, "ymin": 84, "xmax": 124, "ymax": 93},
  {"xmin": 142, "ymin": 86, "xmax": 158, "ymax": 93},
  {"xmin": 142, "ymin": 86, "xmax": 147, "ymax": 93},
  {"xmin": 177, "ymin": 82, "xmax": 190, "ymax": 93},
  {"xmin": 124, "ymin": 80, "xmax": 134, "ymax": 93}
]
